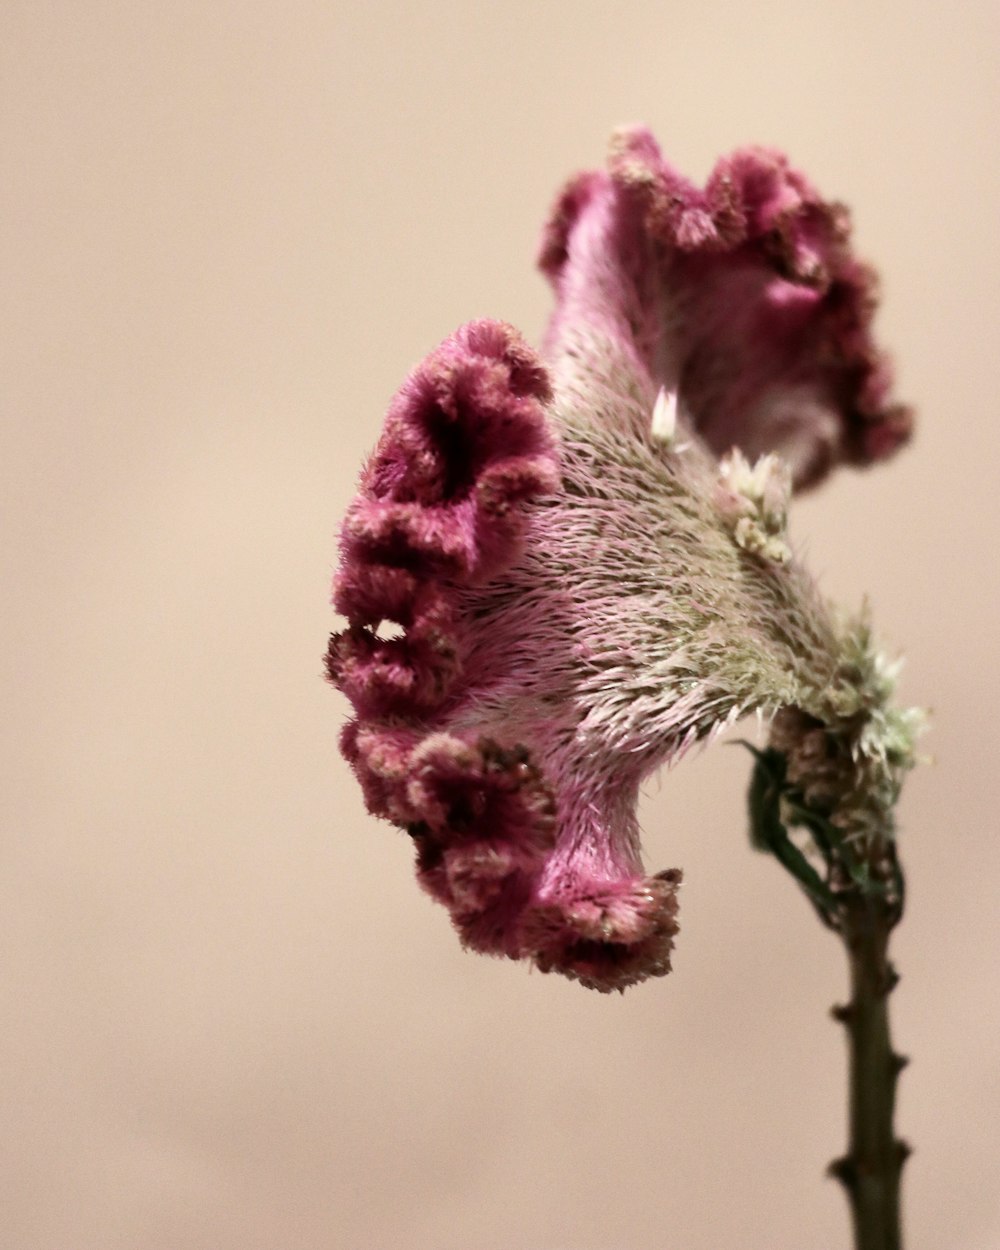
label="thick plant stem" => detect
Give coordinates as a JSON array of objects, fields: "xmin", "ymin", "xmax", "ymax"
[{"xmin": 831, "ymin": 899, "xmax": 909, "ymax": 1250}]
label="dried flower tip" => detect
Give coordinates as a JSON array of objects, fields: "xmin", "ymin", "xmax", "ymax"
[{"xmin": 769, "ymin": 621, "xmax": 924, "ymax": 849}]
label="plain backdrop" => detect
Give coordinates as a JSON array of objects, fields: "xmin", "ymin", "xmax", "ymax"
[{"xmin": 3, "ymin": 3, "xmax": 999, "ymax": 1248}]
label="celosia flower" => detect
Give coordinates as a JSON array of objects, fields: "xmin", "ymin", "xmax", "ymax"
[{"xmin": 327, "ymin": 128, "xmax": 912, "ymax": 992}]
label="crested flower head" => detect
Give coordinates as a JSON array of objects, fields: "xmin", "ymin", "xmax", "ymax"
[{"xmin": 327, "ymin": 129, "xmax": 912, "ymax": 992}]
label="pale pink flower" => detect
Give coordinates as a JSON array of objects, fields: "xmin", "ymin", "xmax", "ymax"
[{"xmin": 327, "ymin": 129, "xmax": 910, "ymax": 992}]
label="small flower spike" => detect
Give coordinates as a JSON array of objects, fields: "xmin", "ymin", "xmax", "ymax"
[{"xmin": 328, "ymin": 129, "xmax": 913, "ymax": 992}]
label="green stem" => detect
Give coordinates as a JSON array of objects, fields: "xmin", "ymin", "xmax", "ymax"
[{"xmin": 831, "ymin": 899, "xmax": 909, "ymax": 1250}]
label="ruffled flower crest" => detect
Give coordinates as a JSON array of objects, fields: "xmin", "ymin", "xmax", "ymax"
[
  {"xmin": 540, "ymin": 126, "xmax": 912, "ymax": 490},
  {"xmin": 327, "ymin": 129, "xmax": 911, "ymax": 991}
]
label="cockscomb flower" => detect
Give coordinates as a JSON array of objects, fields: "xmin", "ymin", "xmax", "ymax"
[{"xmin": 327, "ymin": 127, "xmax": 915, "ymax": 992}]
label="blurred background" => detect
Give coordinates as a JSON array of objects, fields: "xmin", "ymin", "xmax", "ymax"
[{"xmin": 3, "ymin": 3, "xmax": 998, "ymax": 1248}]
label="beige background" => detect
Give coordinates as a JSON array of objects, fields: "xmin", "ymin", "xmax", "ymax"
[{"xmin": 3, "ymin": 3, "xmax": 998, "ymax": 1248}]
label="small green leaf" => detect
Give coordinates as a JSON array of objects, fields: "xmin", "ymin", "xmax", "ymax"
[
  {"xmin": 736, "ymin": 741, "xmax": 786, "ymax": 852},
  {"xmin": 739, "ymin": 742, "xmax": 839, "ymax": 915}
]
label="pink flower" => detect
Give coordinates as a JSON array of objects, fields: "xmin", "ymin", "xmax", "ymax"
[{"xmin": 327, "ymin": 129, "xmax": 911, "ymax": 992}]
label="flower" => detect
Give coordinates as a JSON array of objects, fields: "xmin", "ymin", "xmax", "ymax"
[{"xmin": 327, "ymin": 128, "xmax": 912, "ymax": 992}]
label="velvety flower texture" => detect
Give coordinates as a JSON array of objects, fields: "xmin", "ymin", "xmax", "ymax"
[{"xmin": 327, "ymin": 128, "xmax": 911, "ymax": 992}]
